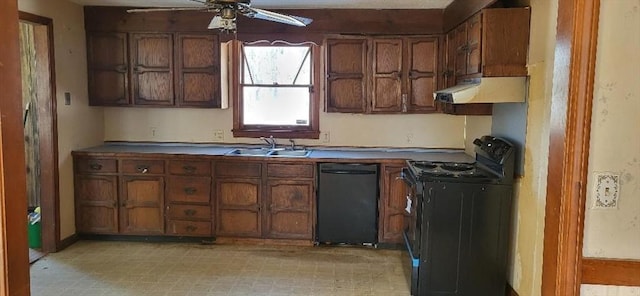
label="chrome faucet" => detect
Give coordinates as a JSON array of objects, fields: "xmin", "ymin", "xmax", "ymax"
[
  {"xmin": 289, "ymin": 139, "xmax": 296, "ymax": 150},
  {"xmin": 260, "ymin": 136, "xmax": 277, "ymax": 149}
]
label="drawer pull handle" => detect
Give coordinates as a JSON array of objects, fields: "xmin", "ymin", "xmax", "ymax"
[
  {"xmin": 136, "ymin": 165, "xmax": 149, "ymax": 173},
  {"xmin": 184, "ymin": 187, "xmax": 197, "ymax": 195},
  {"xmin": 182, "ymin": 165, "xmax": 196, "ymax": 173},
  {"xmin": 186, "ymin": 225, "xmax": 197, "ymax": 232},
  {"xmin": 89, "ymin": 163, "xmax": 103, "ymax": 170},
  {"xmin": 184, "ymin": 209, "xmax": 197, "ymax": 216}
]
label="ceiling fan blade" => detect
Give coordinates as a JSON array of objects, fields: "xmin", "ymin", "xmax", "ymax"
[
  {"xmin": 187, "ymin": 0, "xmax": 206, "ymax": 3},
  {"xmin": 127, "ymin": 7, "xmax": 206, "ymax": 13},
  {"xmin": 243, "ymin": 7, "xmax": 313, "ymax": 27}
]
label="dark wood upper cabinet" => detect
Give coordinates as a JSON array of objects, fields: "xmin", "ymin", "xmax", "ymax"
[
  {"xmin": 327, "ymin": 36, "xmax": 439, "ymax": 114},
  {"xmin": 175, "ymin": 33, "xmax": 221, "ymax": 108},
  {"xmin": 87, "ymin": 32, "xmax": 129, "ymax": 106},
  {"xmin": 325, "ymin": 38, "xmax": 368, "ymax": 113},
  {"xmin": 444, "ymin": 30, "xmax": 458, "ymax": 88},
  {"xmin": 405, "ymin": 38, "xmax": 438, "ymax": 112},
  {"xmin": 130, "ymin": 33, "xmax": 174, "ymax": 106},
  {"xmin": 448, "ymin": 8, "xmax": 530, "ymax": 81},
  {"xmin": 86, "ymin": 32, "xmax": 221, "ymax": 108},
  {"xmin": 371, "ymin": 39, "xmax": 403, "ymax": 113},
  {"xmin": 440, "ymin": 7, "xmax": 530, "ymax": 116}
]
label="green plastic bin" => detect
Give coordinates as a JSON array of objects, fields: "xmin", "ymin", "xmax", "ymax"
[{"xmin": 28, "ymin": 221, "xmax": 41, "ymax": 249}]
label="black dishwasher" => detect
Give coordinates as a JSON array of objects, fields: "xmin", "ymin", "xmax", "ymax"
[{"xmin": 317, "ymin": 163, "xmax": 378, "ymax": 245}]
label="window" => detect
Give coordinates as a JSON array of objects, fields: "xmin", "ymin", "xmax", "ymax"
[{"xmin": 232, "ymin": 41, "xmax": 320, "ymax": 139}]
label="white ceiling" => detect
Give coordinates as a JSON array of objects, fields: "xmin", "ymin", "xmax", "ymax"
[{"xmin": 69, "ymin": 0, "xmax": 455, "ymax": 9}]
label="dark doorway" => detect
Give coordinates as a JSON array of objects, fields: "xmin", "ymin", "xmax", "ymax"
[{"xmin": 19, "ymin": 12, "xmax": 60, "ymax": 254}]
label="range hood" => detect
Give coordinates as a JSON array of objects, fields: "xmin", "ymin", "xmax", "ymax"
[{"xmin": 434, "ymin": 77, "xmax": 528, "ymax": 104}]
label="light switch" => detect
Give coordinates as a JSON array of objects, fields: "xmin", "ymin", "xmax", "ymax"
[
  {"xmin": 64, "ymin": 92, "xmax": 71, "ymax": 105},
  {"xmin": 592, "ymin": 172, "xmax": 620, "ymax": 209}
]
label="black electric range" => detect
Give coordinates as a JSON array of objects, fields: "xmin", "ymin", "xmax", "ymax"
[{"xmin": 401, "ymin": 136, "xmax": 515, "ymax": 296}]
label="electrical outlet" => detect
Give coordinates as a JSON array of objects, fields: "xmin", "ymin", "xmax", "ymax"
[
  {"xmin": 406, "ymin": 133, "xmax": 414, "ymax": 144},
  {"xmin": 212, "ymin": 130, "xmax": 224, "ymax": 142},
  {"xmin": 592, "ymin": 172, "xmax": 620, "ymax": 209},
  {"xmin": 150, "ymin": 127, "xmax": 158, "ymax": 138},
  {"xmin": 321, "ymin": 131, "xmax": 330, "ymax": 143}
]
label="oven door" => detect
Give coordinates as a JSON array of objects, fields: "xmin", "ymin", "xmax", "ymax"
[{"xmin": 401, "ymin": 168, "xmax": 422, "ymax": 295}]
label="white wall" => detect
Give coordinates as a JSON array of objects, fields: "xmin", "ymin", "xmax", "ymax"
[
  {"xmin": 104, "ymin": 107, "xmax": 468, "ymax": 148},
  {"xmin": 507, "ymin": 0, "xmax": 558, "ymax": 295},
  {"xmin": 18, "ymin": 0, "xmax": 104, "ymax": 239},
  {"xmin": 581, "ymin": 0, "xmax": 640, "ymax": 294}
]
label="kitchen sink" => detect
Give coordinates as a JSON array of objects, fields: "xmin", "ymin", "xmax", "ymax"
[
  {"xmin": 267, "ymin": 149, "xmax": 312, "ymax": 157},
  {"xmin": 226, "ymin": 148, "xmax": 271, "ymax": 156},
  {"xmin": 226, "ymin": 148, "xmax": 311, "ymax": 158}
]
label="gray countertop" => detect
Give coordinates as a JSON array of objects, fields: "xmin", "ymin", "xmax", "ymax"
[{"xmin": 75, "ymin": 142, "xmax": 475, "ymax": 163}]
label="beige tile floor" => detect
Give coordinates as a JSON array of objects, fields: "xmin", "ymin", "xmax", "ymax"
[{"xmin": 30, "ymin": 240, "xmax": 411, "ymax": 296}]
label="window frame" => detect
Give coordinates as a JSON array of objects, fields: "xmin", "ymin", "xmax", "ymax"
[{"xmin": 232, "ymin": 40, "xmax": 320, "ymax": 139}]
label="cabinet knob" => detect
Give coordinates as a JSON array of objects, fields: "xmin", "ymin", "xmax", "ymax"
[
  {"xmin": 184, "ymin": 209, "xmax": 197, "ymax": 216},
  {"xmin": 183, "ymin": 187, "xmax": 197, "ymax": 195},
  {"xmin": 115, "ymin": 65, "xmax": 127, "ymax": 73},
  {"xmin": 89, "ymin": 163, "xmax": 103, "ymax": 170},
  {"xmin": 186, "ymin": 225, "xmax": 197, "ymax": 232},
  {"xmin": 182, "ymin": 165, "xmax": 196, "ymax": 173},
  {"xmin": 136, "ymin": 165, "xmax": 149, "ymax": 173}
]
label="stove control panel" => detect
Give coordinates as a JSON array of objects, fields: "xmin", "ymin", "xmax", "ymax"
[{"xmin": 474, "ymin": 136, "xmax": 513, "ymax": 163}]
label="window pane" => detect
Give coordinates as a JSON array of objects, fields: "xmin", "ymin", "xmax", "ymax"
[
  {"xmin": 243, "ymin": 86, "xmax": 310, "ymax": 126},
  {"xmin": 243, "ymin": 46, "xmax": 311, "ymax": 85}
]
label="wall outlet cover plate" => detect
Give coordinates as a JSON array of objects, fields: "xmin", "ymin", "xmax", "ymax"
[{"xmin": 592, "ymin": 172, "xmax": 620, "ymax": 209}]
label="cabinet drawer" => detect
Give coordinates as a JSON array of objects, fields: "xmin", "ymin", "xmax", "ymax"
[
  {"xmin": 166, "ymin": 220, "xmax": 212, "ymax": 236},
  {"xmin": 167, "ymin": 176, "xmax": 211, "ymax": 203},
  {"xmin": 169, "ymin": 160, "xmax": 211, "ymax": 176},
  {"xmin": 167, "ymin": 204, "xmax": 211, "ymax": 220},
  {"xmin": 267, "ymin": 163, "xmax": 314, "ymax": 178},
  {"xmin": 76, "ymin": 158, "xmax": 117, "ymax": 173},
  {"xmin": 215, "ymin": 162, "xmax": 261, "ymax": 178},
  {"xmin": 121, "ymin": 159, "xmax": 165, "ymax": 174}
]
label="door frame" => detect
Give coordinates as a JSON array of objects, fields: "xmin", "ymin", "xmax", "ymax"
[
  {"xmin": 0, "ymin": 0, "xmax": 31, "ymax": 294},
  {"xmin": 542, "ymin": 0, "xmax": 601, "ymax": 295},
  {"xmin": 18, "ymin": 11, "xmax": 61, "ymax": 253}
]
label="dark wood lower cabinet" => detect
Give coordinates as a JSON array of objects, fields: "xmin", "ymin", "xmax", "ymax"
[
  {"xmin": 75, "ymin": 174, "xmax": 119, "ymax": 234},
  {"xmin": 120, "ymin": 176, "xmax": 165, "ymax": 235},
  {"xmin": 265, "ymin": 180, "xmax": 314, "ymax": 240},
  {"xmin": 215, "ymin": 178, "xmax": 262, "ymax": 238},
  {"xmin": 379, "ymin": 165, "xmax": 408, "ymax": 244}
]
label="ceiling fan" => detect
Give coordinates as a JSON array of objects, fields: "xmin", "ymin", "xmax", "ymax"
[{"xmin": 127, "ymin": 0, "xmax": 313, "ymax": 33}]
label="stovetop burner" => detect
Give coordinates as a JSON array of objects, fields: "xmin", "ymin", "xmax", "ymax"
[
  {"xmin": 406, "ymin": 160, "xmax": 497, "ymax": 182},
  {"xmin": 440, "ymin": 163, "xmax": 475, "ymax": 172}
]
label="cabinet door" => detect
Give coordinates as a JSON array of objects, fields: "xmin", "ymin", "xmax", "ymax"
[
  {"xmin": 130, "ymin": 33, "xmax": 174, "ymax": 106},
  {"xmin": 378, "ymin": 166, "xmax": 407, "ymax": 244},
  {"xmin": 216, "ymin": 178, "xmax": 261, "ymax": 237},
  {"xmin": 87, "ymin": 32, "xmax": 129, "ymax": 106},
  {"xmin": 370, "ymin": 39, "xmax": 403, "ymax": 113},
  {"xmin": 406, "ymin": 38, "xmax": 438, "ymax": 113},
  {"xmin": 466, "ymin": 14, "xmax": 482, "ymax": 75},
  {"xmin": 75, "ymin": 175, "xmax": 119, "ymax": 234},
  {"xmin": 325, "ymin": 38, "xmax": 368, "ymax": 113},
  {"xmin": 454, "ymin": 24, "xmax": 468, "ymax": 77},
  {"xmin": 175, "ymin": 34, "xmax": 220, "ymax": 108},
  {"xmin": 445, "ymin": 30, "xmax": 458, "ymax": 88},
  {"xmin": 265, "ymin": 180, "xmax": 314, "ymax": 240},
  {"xmin": 120, "ymin": 176, "xmax": 165, "ymax": 234}
]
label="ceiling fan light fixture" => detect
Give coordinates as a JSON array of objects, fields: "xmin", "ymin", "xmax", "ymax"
[{"xmin": 208, "ymin": 15, "xmax": 237, "ymax": 32}]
